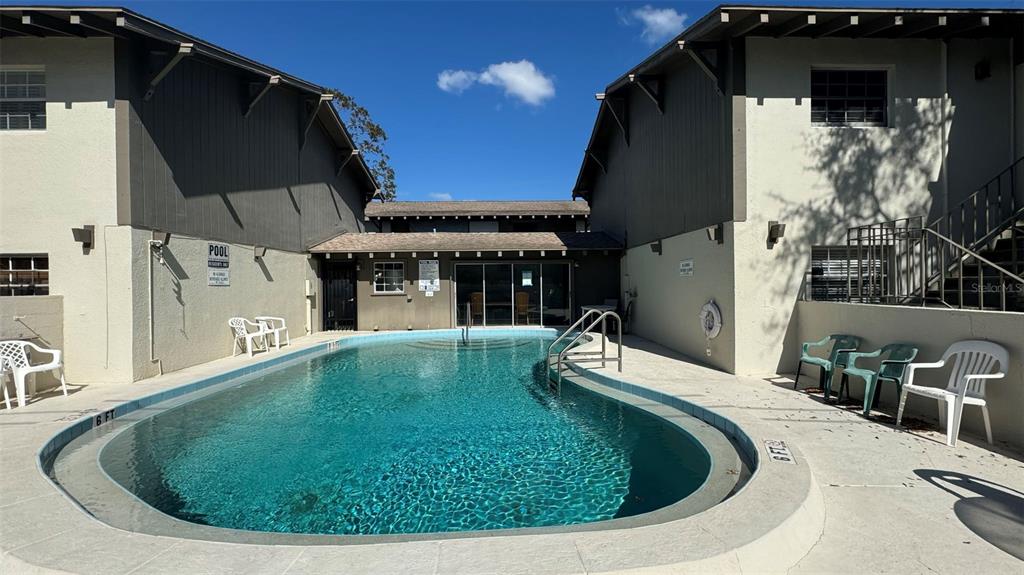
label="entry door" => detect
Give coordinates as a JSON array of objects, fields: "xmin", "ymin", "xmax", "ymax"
[{"xmin": 322, "ymin": 262, "xmax": 356, "ymax": 330}]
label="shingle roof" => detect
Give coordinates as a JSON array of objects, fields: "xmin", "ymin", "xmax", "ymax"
[
  {"xmin": 309, "ymin": 232, "xmax": 620, "ymax": 253},
  {"xmin": 364, "ymin": 201, "xmax": 589, "ymax": 218}
]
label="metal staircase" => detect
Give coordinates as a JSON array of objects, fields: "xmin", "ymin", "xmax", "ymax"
[
  {"xmin": 546, "ymin": 309, "xmax": 623, "ymax": 390},
  {"xmin": 842, "ymin": 157, "xmax": 1024, "ymax": 312}
]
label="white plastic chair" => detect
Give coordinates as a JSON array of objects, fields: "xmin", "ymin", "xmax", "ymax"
[
  {"xmin": 0, "ymin": 340, "xmax": 68, "ymax": 409},
  {"xmin": 228, "ymin": 318, "xmax": 269, "ymax": 358},
  {"xmin": 255, "ymin": 316, "xmax": 289, "ymax": 349},
  {"xmin": 897, "ymin": 340, "xmax": 1008, "ymax": 447}
]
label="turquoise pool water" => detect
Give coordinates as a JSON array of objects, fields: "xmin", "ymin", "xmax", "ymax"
[{"xmin": 100, "ymin": 333, "xmax": 711, "ymax": 535}]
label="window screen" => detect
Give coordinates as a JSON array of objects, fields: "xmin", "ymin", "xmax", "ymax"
[
  {"xmin": 811, "ymin": 69, "xmax": 886, "ymax": 127},
  {"xmin": 0, "ymin": 255, "xmax": 49, "ymax": 296},
  {"xmin": 807, "ymin": 245, "xmax": 889, "ymax": 302},
  {"xmin": 373, "ymin": 262, "xmax": 404, "ymax": 294},
  {"xmin": 0, "ymin": 70, "xmax": 46, "ymax": 130}
]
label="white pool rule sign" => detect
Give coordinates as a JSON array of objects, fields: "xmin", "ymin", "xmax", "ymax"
[
  {"xmin": 418, "ymin": 259, "xmax": 440, "ymax": 292},
  {"xmin": 764, "ymin": 439, "xmax": 796, "ymax": 464},
  {"xmin": 207, "ymin": 243, "xmax": 230, "ymax": 286}
]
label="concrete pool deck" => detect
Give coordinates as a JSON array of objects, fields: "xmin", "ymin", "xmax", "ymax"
[{"xmin": 1, "ymin": 332, "xmax": 1021, "ymax": 574}]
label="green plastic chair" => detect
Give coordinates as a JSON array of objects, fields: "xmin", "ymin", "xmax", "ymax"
[
  {"xmin": 795, "ymin": 334, "xmax": 860, "ymax": 402},
  {"xmin": 840, "ymin": 343, "xmax": 919, "ymax": 416}
]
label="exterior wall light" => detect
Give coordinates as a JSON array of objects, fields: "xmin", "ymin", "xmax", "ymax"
[
  {"xmin": 767, "ymin": 221, "xmax": 786, "ymax": 249},
  {"xmin": 151, "ymin": 230, "xmax": 171, "ymax": 246},
  {"xmin": 650, "ymin": 240, "xmax": 662, "ymax": 255},
  {"xmin": 253, "ymin": 246, "xmax": 267, "ymax": 260},
  {"xmin": 71, "ymin": 225, "xmax": 95, "ymax": 251},
  {"xmin": 706, "ymin": 223, "xmax": 724, "ymax": 244}
]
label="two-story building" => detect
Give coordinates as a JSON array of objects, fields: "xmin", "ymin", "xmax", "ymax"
[
  {"xmin": 576, "ymin": 4, "xmax": 1023, "ymax": 374},
  {"xmin": 0, "ymin": 6, "xmax": 377, "ymax": 383},
  {"xmin": 0, "ymin": 6, "xmax": 622, "ymax": 388},
  {"xmin": 575, "ymin": 5, "xmax": 1023, "ymax": 447}
]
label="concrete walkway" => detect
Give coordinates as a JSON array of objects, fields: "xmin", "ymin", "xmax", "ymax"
[
  {"xmin": 580, "ymin": 336, "xmax": 1024, "ymax": 573},
  {"xmin": 1, "ymin": 333, "xmax": 1021, "ymax": 574}
]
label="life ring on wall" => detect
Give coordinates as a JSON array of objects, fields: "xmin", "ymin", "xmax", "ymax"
[{"xmin": 699, "ymin": 300, "xmax": 723, "ymax": 340}]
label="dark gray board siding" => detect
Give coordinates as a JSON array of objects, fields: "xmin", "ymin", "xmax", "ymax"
[
  {"xmin": 117, "ymin": 39, "xmax": 366, "ymax": 253},
  {"xmin": 588, "ymin": 57, "xmax": 729, "ymax": 248}
]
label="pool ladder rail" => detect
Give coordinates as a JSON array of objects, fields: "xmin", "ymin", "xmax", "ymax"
[{"xmin": 546, "ymin": 309, "xmax": 623, "ymax": 390}]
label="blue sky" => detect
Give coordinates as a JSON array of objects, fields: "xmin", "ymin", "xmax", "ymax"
[{"xmin": 42, "ymin": 1, "xmax": 1024, "ymax": 200}]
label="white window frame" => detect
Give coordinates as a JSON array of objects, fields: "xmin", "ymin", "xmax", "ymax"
[
  {"xmin": 0, "ymin": 66, "xmax": 46, "ymax": 131},
  {"xmin": 373, "ymin": 261, "xmax": 405, "ymax": 294},
  {"xmin": 0, "ymin": 253, "xmax": 49, "ymax": 296}
]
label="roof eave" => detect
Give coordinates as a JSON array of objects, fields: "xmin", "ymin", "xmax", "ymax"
[{"xmin": 1, "ymin": 6, "xmax": 380, "ymax": 198}]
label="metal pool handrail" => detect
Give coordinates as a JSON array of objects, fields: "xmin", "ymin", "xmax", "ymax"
[
  {"xmin": 546, "ymin": 308, "xmax": 602, "ymax": 360},
  {"xmin": 553, "ymin": 311, "xmax": 623, "ymax": 390}
]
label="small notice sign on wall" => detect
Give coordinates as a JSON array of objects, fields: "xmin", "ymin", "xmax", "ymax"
[
  {"xmin": 208, "ymin": 243, "xmax": 230, "ymax": 286},
  {"xmin": 418, "ymin": 259, "xmax": 440, "ymax": 292},
  {"xmin": 763, "ymin": 439, "xmax": 796, "ymax": 464},
  {"xmin": 679, "ymin": 259, "xmax": 694, "ymax": 277}
]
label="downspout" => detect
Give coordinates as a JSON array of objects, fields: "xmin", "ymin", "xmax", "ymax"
[
  {"xmin": 941, "ymin": 39, "xmax": 950, "ymax": 217},
  {"xmin": 1010, "ymin": 37, "xmax": 1016, "ymax": 164},
  {"xmin": 148, "ymin": 241, "xmax": 163, "ymax": 376}
]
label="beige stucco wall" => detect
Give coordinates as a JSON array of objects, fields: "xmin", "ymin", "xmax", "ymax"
[
  {"xmin": 620, "ymin": 226, "xmax": 736, "ymax": 373},
  {"xmin": 355, "ymin": 255, "xmax": 454, "ymax": 331},
  {"xmin": 793, "ymin": 301, "xmax": 1024, "ymax": 450},
  {"xmin": 736, "ymin": 38, "xmax": 950, "ymax": 375},
  {"xmin": 0, "ymin": 295, "xmax": 64, "ymax": 391},
  {"xmin": 0, "ymin": 38, "xmax": 136, "ymax": 383},
  {"xmin": 135, "ymin": 230, "xmax": 312, "ymax": 379}
]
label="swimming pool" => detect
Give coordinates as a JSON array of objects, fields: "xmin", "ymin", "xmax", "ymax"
[{"xmin": 92, "ymin": 331, "xmax": 714, "ymax": 536}]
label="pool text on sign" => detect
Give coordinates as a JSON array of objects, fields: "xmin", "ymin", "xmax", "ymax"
[
  {"xmin": 763, "ymin": 439, "xmax": 796, "ymax": 464},
  {"xmin": 208, "ymin": 243, "xmax": 230, "ymax": 286}
]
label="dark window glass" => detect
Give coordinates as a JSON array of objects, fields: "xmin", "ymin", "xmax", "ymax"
[
  {"xmin": 541, "ymin": 263, "xmax": 571, "ymax": 326},
  {"xmin": 483, "ymin": 264, "xmax": 513, "ymax": 326},
  {"xmin": 0, "ymin": 254, "xmax": 49, "ymax": 296},
  {"xmin": 0, "ymin": 70, "xmax": 46, "ymax": 130},
  {"xmin": 811, "ymin": 69, "xmax": 887, "ymax": 127},
  {"xmin": 455, "ymin": 264, "xmax": 484, "ymax": 326}
]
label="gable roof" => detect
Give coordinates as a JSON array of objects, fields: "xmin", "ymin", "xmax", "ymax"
[
  {"xmin": 364, "ymin": 200, "xmax": 589, "ymax": 219},
  {"xmin": 573, "ymin": 4, "xmax": 1024, "ymax": 198},
  {"xmin": 0, "ymin": 5, "xmax": 379, "ymax": 196}
]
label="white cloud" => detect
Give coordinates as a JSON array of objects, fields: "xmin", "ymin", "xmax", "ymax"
[
  {"xmin": 627, "ymin": 5, "xmax": 687, "ymax": 44},
  {"xmin": 428, "ymin": 192, "xmax": 453, "ymax": 201},
  {"xmin": 434, "ymin": 59, "xmax": 555, "ymax": 106},
  {"xmin": 436, "ymin": 69, "xmax": 478, "ymax": 94},
  {"xmin": 478, "ymin": 60, "xmax": 555, "ymax": 106}
]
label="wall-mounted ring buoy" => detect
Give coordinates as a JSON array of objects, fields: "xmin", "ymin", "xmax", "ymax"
[{"xmin": 699, "ymin": 300, "xmax": 723, "ymax": 340}]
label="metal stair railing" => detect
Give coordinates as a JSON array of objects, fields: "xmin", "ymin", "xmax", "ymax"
[
  {"xmin": 547, "ymin": 311, "xmax": 623, "ymax": 390},
  {"xmin": 840, "ymin": 158, "xmax": 1023, "ymax": 310},
  {"xmin": 931, "ymin": 156, "xmax": 1022, "ymax": 255},
  {"xmin": 846, "ymin": 221, "xmax": 1023, "ymax": 311}
]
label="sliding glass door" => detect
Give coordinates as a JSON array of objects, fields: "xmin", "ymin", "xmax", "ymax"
[
  {"xmin": 454, "ymin": 262, "xmax": 570, "ymax": 327},
  {"xmin": 454, "ymin": 264, "xmax": 483, "ymax": 326},
  {"xmin": 541, "ymin": 263, "xmax": 571, "ymax": 326},
  {"xmin": 513, "ymin": 263, "xmax": 541, "ymax": 325},
  {"xmin": 484, "ymin": 265, "xmax": 513, "ymax": 325}
]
